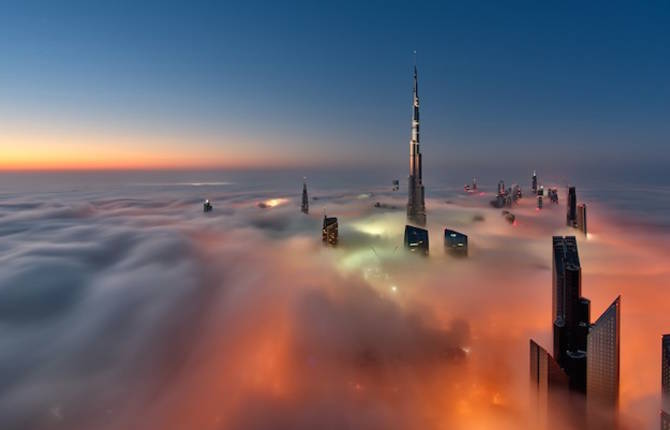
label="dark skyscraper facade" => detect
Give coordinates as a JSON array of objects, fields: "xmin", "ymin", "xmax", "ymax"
[
  {"xmin": 577, "ymin": 203, "xmax": 587, "ymax": 234},
  {"xmin": 586, "ymin": 296, "xmax": 621, "ymax": 408},
  {"xmin": 552, "ymin": 236, "xmax": 590, "ymax": 392},
  {"xmin": 444, "ymin": 228, "xmax": 468, "ymax": 256},
  {"xmin": 301, "ymin": 179, "xmax": 309, "ymax": 214},
  {"xmin": 530, "ymin": 339, "xmax": 569, "ymax": 392},
  {"xmin": 404, "ymin": 225, "xmax": 429, "ymax": 255},
  {"xmin": 662, "ymin": 334, "xmax": 670, "ymax": 428},
  {"xmin": 532, "ymin": 170, "xmax": 538, "ymax": 194},
  {"xmin": 662, "ymin": 411, "xmax": 670, "ymax": 430},
  {"xmin": 567, "ymin": 186, "xmax": 577, "ymax": 227},
  {"xmin": 530, "ymin": 339, "xmax": 577, "ymax": 428},
  {"xmin": 322, "ymin": 215, "xmax": 338, "ymax": 246},
  {"xmin": 532, "ymin": 237, "xmax": 621, "ymax": 426},
  {"xmin": 407, "ymin": 62, "xmax": 426, "ymax": 226}
]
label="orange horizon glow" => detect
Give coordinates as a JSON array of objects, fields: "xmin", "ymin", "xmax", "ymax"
[{"xmin": 0, "ymin": 129, "xmax": 332, "ymax": 171}]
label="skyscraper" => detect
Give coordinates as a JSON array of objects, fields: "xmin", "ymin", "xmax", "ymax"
[
  {"xmin": 532, "ymin": 238, "xmax": 621, "ymax": 426},
  {"xmin": 552, "ymin": 236, "xmax": 589, "ymax": 392},
  {"xmin": 662, "ymin": 411, "xmax": 670, "ymax": 430},
  {"xmin": 530, "ymin": 339, "xmax": 577, "ymax": 427},
  {"xmin": 577, "ymin": 203, "xmax": 587, "ymax": 235},
  {"xmin": 301, "ymin": 179, "xmax": 309, "ymax": 214},
  {"xmin": 532, "ymin": 170, "xmax": 538, "ymax": 194},
  {"xmin": 407, "ymin": 59, "xmax": 426, "ymax": 226},
  {"xmin": 530, "ymin": 339, "xmax": 569, "ymax": 391},
  {"xmin": 404, "ymin": 225, "xmax": 429, "ymax": 255},
  {"xmin": 586, "ymin": 296, "xmax": 621, "ymax": 408},
  {"xmin": 662, "ymin": 334, "xmax": 670, "ymax": 427},
  {"xmin": 444, "ymin": 228, "xmax": 468, "ymax": 256},
  {"xmin": 322, "ymin": 215, "xmax": 338, "ymax": 246},
  {"xmin": 567, "ymin": 186, "xmax": 577, "ymax": 227},
  {"xmin": 498, "ymin": 180, "xmax": 505, "ymax": 196}
]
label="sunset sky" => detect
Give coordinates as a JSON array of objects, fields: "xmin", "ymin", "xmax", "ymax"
[{"xmin": 1, "ymin": 1, "xmax": 668, "ymax": 170}]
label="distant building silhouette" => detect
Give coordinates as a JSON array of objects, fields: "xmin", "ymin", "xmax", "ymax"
[
  {"xmin": 464, "ymin": 177, "xmax": 478, "ymax": 193},
  {"xmin": 301, "ymin": 180, "xmax": 309, "ymax": 214},
  {"xmin": 322, "ymin": 215, "xmax": 338, "ymax": 246},
  {"xmin": 567, "ymin": 186, "xmax": 577, "ymax": 227},
  {"xmin": 662, "ymin": 334, "xmax": 670, "ymax": 428},
  {"xmin": 498, "ymin": 180, "xmax": 505, "ymax": 196},
  {"xmin": 407, "ymin": 58, "xmax": 426, "ymax": 226},
  {"xmin": 587, "ymin": 296, "xmax": 621, "ymax": 409},
  {"xmin": 577, "ymin": 203, "xmax": 587, "ymax": 235},
  {"xmin": 532, "ymin": 170, "xmax": 538, "ymax": 194},
  {"xmin": 444, "ymin": 228, "xmax": 467, "ymax": 256},
  {"xmin": 404, "ymin": 225, "xmax": 429, "ymax": 255}
]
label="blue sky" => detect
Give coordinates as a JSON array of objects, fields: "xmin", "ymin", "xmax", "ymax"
[{"xmin": 1, "ymin": 0, "xmax": 668, "ymax": 169}]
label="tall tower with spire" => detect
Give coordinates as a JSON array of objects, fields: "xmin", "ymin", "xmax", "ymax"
[
  {"xmin": 407, "ymin": 55, "xmax": 426, "ymax": 226},
  {"xmin": 301, "ymin": 178, "xmax": 309, "ymax": 214}
]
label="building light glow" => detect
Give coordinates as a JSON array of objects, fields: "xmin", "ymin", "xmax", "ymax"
[{"xmin": 262, "ymin": 198, "xmax": 288, "ymax": 208}]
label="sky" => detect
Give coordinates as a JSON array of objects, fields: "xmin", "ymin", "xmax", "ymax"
[{"xmin": 0, "ymin": 1, "xmax": 669, "ymax": 170}]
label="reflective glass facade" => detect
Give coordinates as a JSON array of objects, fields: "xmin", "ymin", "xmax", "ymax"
[{"xmin": 586, "ymin": 297, "xmax": 621, "ymax": 407}]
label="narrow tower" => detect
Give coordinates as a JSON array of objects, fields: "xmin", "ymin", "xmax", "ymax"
[
  {"xmin": 567, "ymin": 186, "xmax": 577, "ymax": 227},
  {"xmin": 301, "ymin": 178, "xmax": 309, "ymax": 214},
  {"xmin": 662, "ymin": 335, "xmax": 670, "ymax": 427},
  {"xmin": 407, "ymin": 55, "xmax": 426, "ymax": 226}
]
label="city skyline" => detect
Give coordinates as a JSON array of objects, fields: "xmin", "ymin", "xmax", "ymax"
[
  {"xmin": 0, "ymin": 2, "xmax": 669, "ymax": 429},
  {"xmin": 1, "ymin": 1, "xmax": 669, "ymax": 171}
]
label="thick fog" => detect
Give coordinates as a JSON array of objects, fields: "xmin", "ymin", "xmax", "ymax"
[{"xmin": 0, "ymin": 178, "xmax": 668, "ymax": 429}]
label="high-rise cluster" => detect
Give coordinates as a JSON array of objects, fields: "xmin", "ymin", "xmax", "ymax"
[
  {"xmin": 490, "ymin": 180, "xmax": 522, "ymax": 209},
  {"xmin": 530, "ymin": 236, "xmax": 620, "ymax": 419}
]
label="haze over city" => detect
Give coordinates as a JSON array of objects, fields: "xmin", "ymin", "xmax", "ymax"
[{"xmin": 1, "ymin": 2, "xmax": 669, "ymax": 430}]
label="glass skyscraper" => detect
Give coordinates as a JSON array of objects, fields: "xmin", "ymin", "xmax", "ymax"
[
  {"xmin": 586, "ymin": 296, "xmax": 621, "ymax": 408},
  {"xmin": 404, "ymin": 225, "xmax": 429, "ymax": 256},
  {"xmin": 552, "ymin": 236, "xmax": 589, "ymax": 392}
]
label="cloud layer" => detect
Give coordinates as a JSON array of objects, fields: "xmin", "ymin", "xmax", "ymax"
[{"xmin": 0, "ymin": 181, "xmax": 668, "ymax": 429}]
